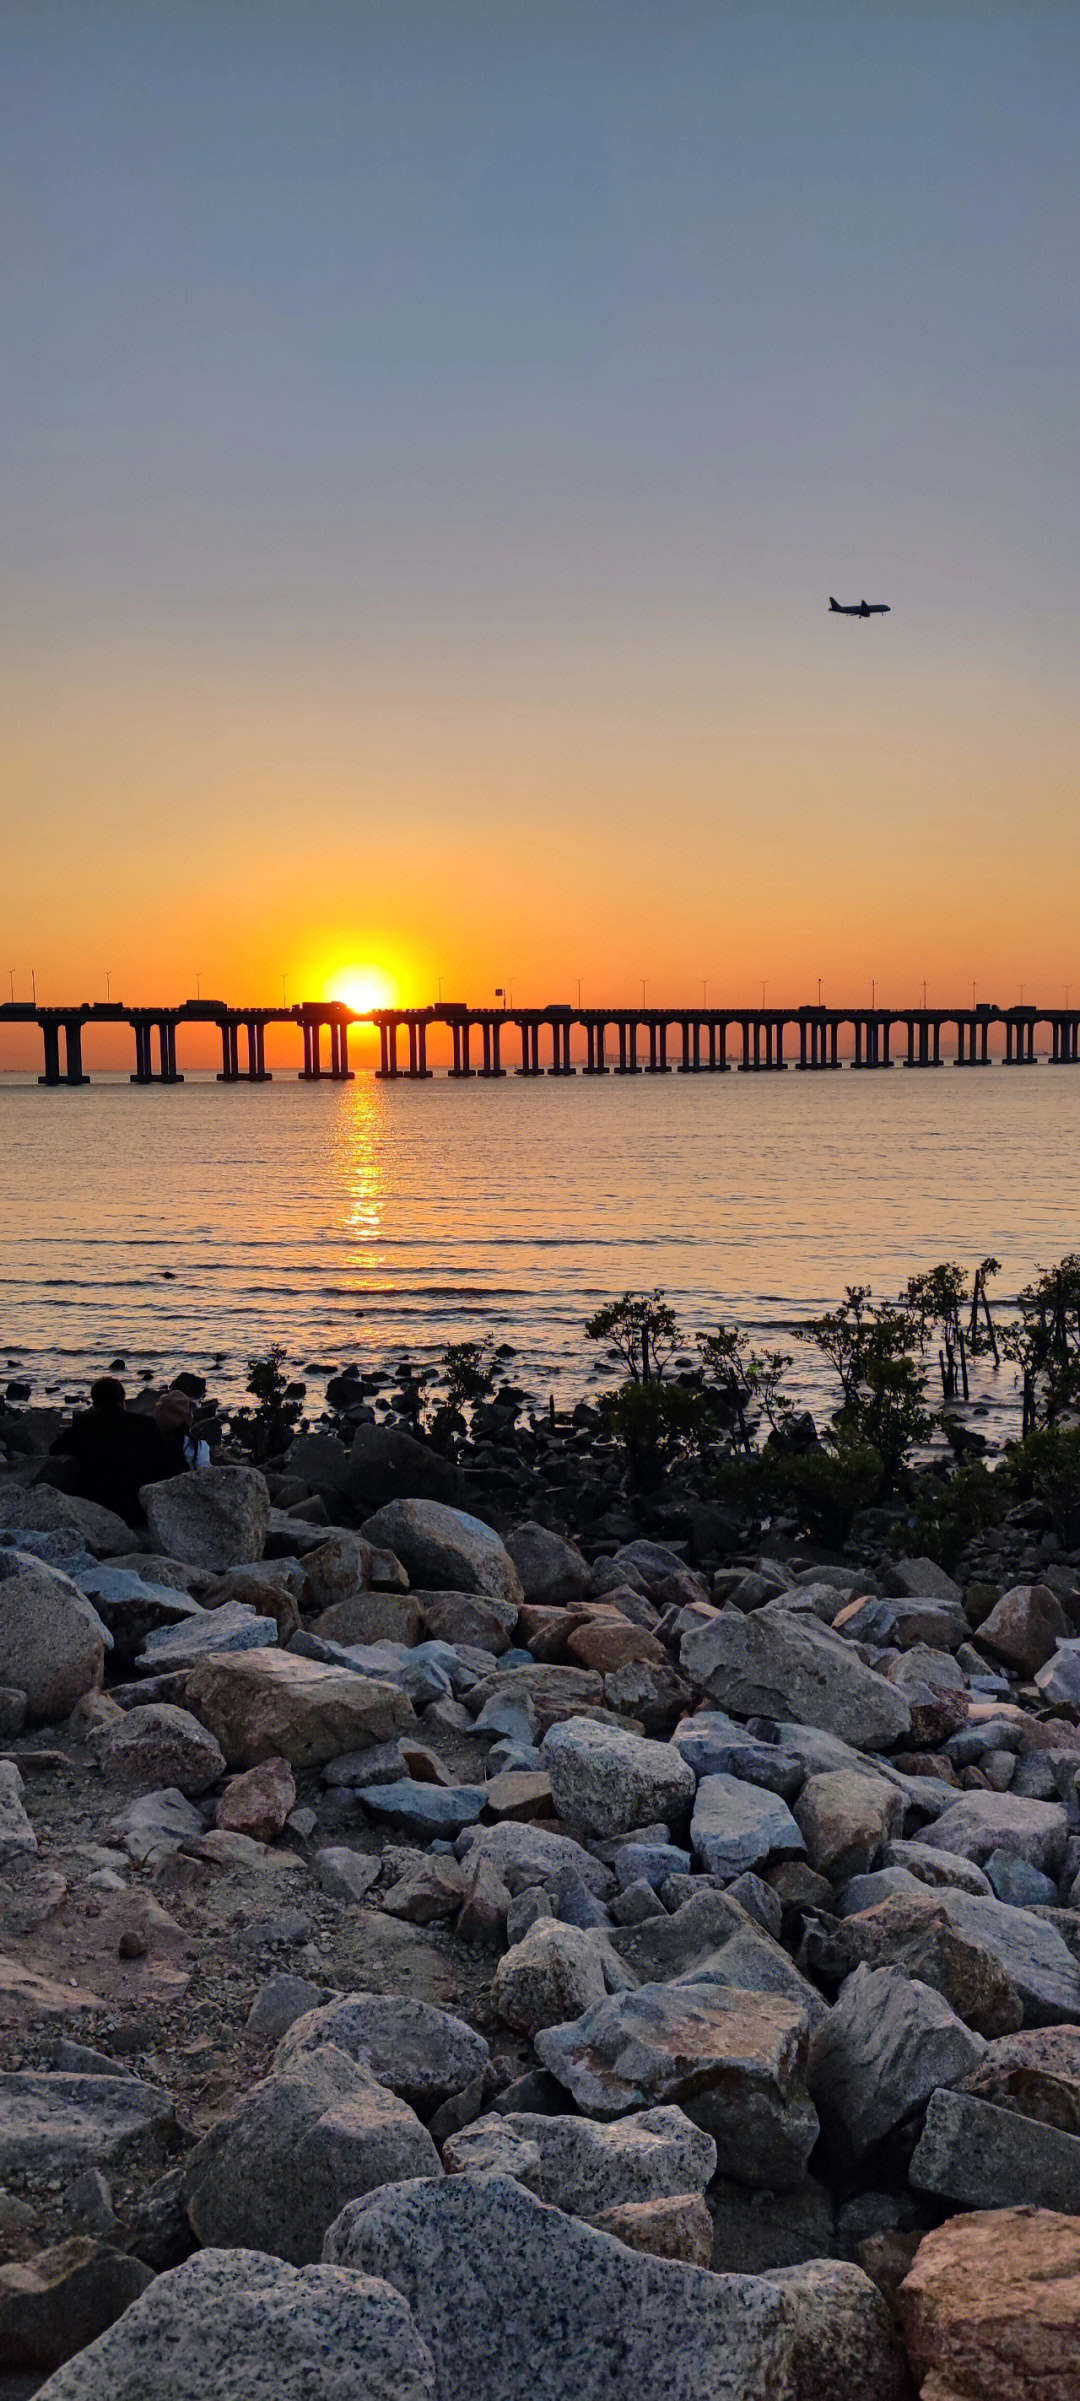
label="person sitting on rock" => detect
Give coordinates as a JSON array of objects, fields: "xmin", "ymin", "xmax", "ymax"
[
  {"xmin": 154, "ymin": 1386, "xmax": 212, "ymax": 1473},
  {"xmin": 45, "ymin": 1375, "xmax": 174, "ymax": 1527}
]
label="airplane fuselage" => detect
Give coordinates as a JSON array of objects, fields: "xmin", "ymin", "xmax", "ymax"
[{"xmin": 829, "ymin": 597, "xmax": 890, "ymax": 616}]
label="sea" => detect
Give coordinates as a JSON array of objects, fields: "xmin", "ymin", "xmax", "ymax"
[{"xmin": 1, "ymin": 1065, "xmax": 1077, "ymax": 1442}]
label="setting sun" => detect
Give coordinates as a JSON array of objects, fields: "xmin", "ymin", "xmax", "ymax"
[{"xmin": 330, "ymin": 964, "xmax": 398, "ymax": 1015}]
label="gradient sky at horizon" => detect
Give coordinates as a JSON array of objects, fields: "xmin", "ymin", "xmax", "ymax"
[{"xmin": 3, "ymin": 0, "xmax": 1078, "ymax": 1065}]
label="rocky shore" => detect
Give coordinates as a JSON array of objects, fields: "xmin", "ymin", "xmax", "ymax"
[{"xmin": 3, "ymin": 1382, "xmax": 1080, "ymax": 2397}]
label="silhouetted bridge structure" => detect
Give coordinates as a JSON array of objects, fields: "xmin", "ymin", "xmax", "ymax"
[{"xmin": 2, "ymin": 998, "xmax": 1079, "ymax": 1085}]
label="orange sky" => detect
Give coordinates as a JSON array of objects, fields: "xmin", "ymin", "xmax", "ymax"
[{"xmin": 3, "ymin": 5, "xmax": 1078, "ymax": 1073}]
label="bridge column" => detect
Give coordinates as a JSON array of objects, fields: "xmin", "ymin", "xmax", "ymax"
[
  {"xmin": 37, "ymin": 1020, "xmax": 61, "ymax": 1085},
  {"xmin": 300, "ymin": 1019, "xmax": 323, "ymax": 1079},
  {"xmin": 336, "ymin": 1020, "xmax": 354, "ymax": 1078},
  {"xmin": 218, "ymin": 1021, "xmax": 237, "ymax": 1080},
  {"xmin": 158, "ymin": 1020, "xmax": 182, "ymax": 1082},
  {"xmin": 775, "ymin": 1019, "xmax": 786, "ymax": 1069},
  {"xmin": 880, "ymin": 1019, "xmax": 891, "ymax": 1068},
  {"xmin": 376, "ymin": 1019, "xmax": 399, "ymax": 1079},
  {"xmin": 739, "ymin": 1019, "xmax": 751, "ymax": 1072},
  {"xmin": 130, "ymin": 1021, "xmax": 150, "ymax": 1082},
  {"xmin": 627, "ymin": 1018, "xmax": 640, "ymax": 1072},
  {"xmin": 680, "ymin": 1019, "xmax": 692, "ymax": 1072},
  {"xmin": 62, "ymin": 1019, "xmax": 89, "ymax": 1084}
]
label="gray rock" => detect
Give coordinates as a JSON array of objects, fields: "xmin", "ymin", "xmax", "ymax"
[
  {"xmin": 1035, "ymin": 1640, "xmax": 1080, "ymax": 1706},
  {"xmin": 985, "ymin": 1850, "xmax": 1058, "ymax": 1907},
  {"xmin": 141, "ymin": 1464, "xmax": 270, "ymax": 1569},
  {"xmin": 347, "ymin": 1422, "xmax": 466, "ymax": 1510},
  {"xmin": 613, "ymin": 1841, "xmax": 693, "ymax": 1891},
  {"xmin": 245, "ymin": 1975, "xmax": 328, "ymax": 2040},
  {"xmin": 108, "ymin": 1786, "xmax": 205, "ymax": 1864},
  {"xmin": 807, "ymin": 1963, "xmax": 985, "ymax": 2156},
  {"xmin": 0, "ymin": 1759, "xmax": 36, "ymax": 1861},
  {"xmin": 893, "ymin": 1886, "xmax": 1080, "ymax": 2024},
  {"xmin": 536, "ymin": 1983, "xmax": 818, "ymax": 2186},
  {"xmin": 137, "ymin": 1599, "xmax": 277, "ymax": 1670},
  {"xmin": 909, "ymin": 2084, "xmax": 1080, "ymax": 2212},
  {"xmin": 456, "ymin": 1818, "xmax": 614, "ymax": 1899},
  {"xmin": 314, "ymin": 1847, "xmax": 382, "ymax": 1903},
  {"xmin": 0, "ymin": 1550, "xmax": 110, "ymax": 1721},
  {"xmin": 885, "ymin": 1840, "xmax": 994, "ymax": 1897},
  {"xmin": 504, "ymin": 1521, "xmax": 590, "ymax": 1606},
  {"xmin": 322, "ymin": 2170, "xmax": 791, "ymax": 2401},
  {"xmin": 690, "ymin": 1774, "xmax": 804, "ymax": 1878},
  {"xmin": 182, "ymin": 2044, "xmax": 442, "ymax": 2263},
  {"xmin": 610, "ymin": 1878, "xmax": 668, "ymax": 1925},
  {"xmin": 0, "ymin": 2073, "xmax": 177, "ymax": 2180},
  {"xmin": 920, "ymin": 1791, "xmax": 1068, "ymax": 1876},
  {"xmin": 794, "ymin": 1770, "xmax": 905, "ymax": 1882},
  {"xmin": 278, "ymin": 1992, "xmax": 490, "ymax": 2112},
  {"xmin": 493, "ymin": 1920, "xmax": 608, "ymax": 2034},
  {"xmin": 0, "ymin": 1484, "xmax": 131, "ymax": 1554},
  {"xmin": 760, "ymin": 2256, "xmax": 914, "ymax": 2401},
  {"xmin": 542, "ymin": 1718, "xmax": 695, "ymax": 1841},
  {"xmin": 88, "ymin": 1701, "xmax": 226, "ymax": 1795},
  {"xmin": 680, "ymin": 1608, "xmax": 911, "ymax": 1752},
  {"xmin": 550, "ymin": 1861, "xmax": 612, "ymax": 1931},
  {"xmin": 611, "ymin": 1885, "xmax": 830, "ymax": 2031},
  {"xmin": 355, "ymin": 1779, "xmax": 487, "ymax": 1838},
  {"xmin": 444, "ymin": 2105, "xmax": 716, "ymax": 2215},
  {"xmin": 359, "ymin": 1499, "xmax": 522, "ymax": 1603},
  {"xmin": 672, "ymin": 1712, "xmax": 804, "ymax": 1798},
  {"xmin": 505, "ymin": 1887, "xmax": 553, "ymax": 1945},
  {"xmin": 881, "ymin": 1557, "xmax": 964, "ymax": 1604},
  {"xmin": 31, "ymin": 2247, "xmax": 436, "ymax": 2401}
]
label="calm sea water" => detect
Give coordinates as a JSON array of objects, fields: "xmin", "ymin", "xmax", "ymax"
[{"xmin": 2, "ymin": 1067, "xmax": 1078, "ymax": 1437}]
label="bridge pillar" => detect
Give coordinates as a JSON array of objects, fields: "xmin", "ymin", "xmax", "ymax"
[
  {"xmin": 331, "ymin": 1020, "xmax": 354, "ymax": 1078},
  {"xmin": 447, "ymin": 1019, "xmax": 474, "ymax": 1077},
  {"xmin": 376, "ymin": 1019, "xmax": 399, "ymax": 1079},
  {"xmin": 218, "ymin": 1020, "xmax": 238, "ymax": 1080},
  {"xmin": 300, "ymin": 1018, "xmax": 323, "ymax": 1079},
  {"xmin": 37, "ymin": 1020, "xmax": 61, "ymax": 1085}
]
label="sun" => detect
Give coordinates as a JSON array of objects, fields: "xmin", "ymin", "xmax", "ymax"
[{"xmin": 330, "ymin": 963, "xmax": 398, "ymax": 1015}]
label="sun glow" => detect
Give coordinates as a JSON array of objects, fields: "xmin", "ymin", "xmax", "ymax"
[{"xmin": 330, "ymin": 964, "xmax": 398, "ymax": 1015}]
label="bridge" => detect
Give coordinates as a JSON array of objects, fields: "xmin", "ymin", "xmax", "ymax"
[{"xmin": 1, "ymin": 998, "xmax": 1078, "ymax": 1085}]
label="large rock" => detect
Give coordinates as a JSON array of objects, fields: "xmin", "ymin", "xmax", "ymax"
[
  {"xmin": 184, "ymin": 1647, "xmax": 413, "ymax": 1767},
  {"xmin": 909, "ymin": 2086, "xmax": 1080, "ymax": 2214},
  {"xmin": 899, "ymin": 2206, "xmax": 1080, "ymax": 2401},
  {"xmin": 216, "ymin": 1755, "xmax": 296, "ymax": 1840},
  {"xmin": 800, "ymin": 1894, "xmax": 1024, "ymax": 2038},
  {"xmin": 961, "ymin": 2026, "xmax": 1080, "ymax": 2133},
  {"xmin": 924, "ymin": 1888, "xmax": 1080, "ymax": 2025},
  {"xmin": 504, "ymin": 1521, "xmax": 590, "ymax": 1606},
  {"xmin": 141, "ymin": 1464, "xmax": 271, "ymax": 1570},
  {"xmin": 0, "ymin": 2073, "xmax": 177, "ymax": 2180},
  {"xmin": 443, "ymin": 2105, "xmax": 716, "ymax": 2217},
  {"xmin": 794, "ymin": 1770, "xmax": 905, "ymax": 1882},
  {"xmin": 0, "ymin": 1550, "xmax": 109, "ymax": 1721},
  {"xmin": 278, "ymin": 1992, "xmax": 490, "ymax": 2112},
  {"xmin": 672, "ymin": 1711, "xmax": 804, "ymax": 1797},
  {"xmin": 359, "ymin": 1499, "xmax": 522, "ymax": 1602},
  {"xmin": 0, "ymin": 1484, "xmax": 130, "ymax": 1554},
  {"xmin": 493, "ymin": 1920, "xmax": 608, "ymax": 2035},
  {"xmin": 977, "ymin": 1583, "xmax": 1071, "ymax": 1676},
  {"xmin": 313, "ymin": 1589, "xmax": 424, "ymax": 1647},
  {"xmin": 88, "ymin": 1701, "xmax": 226, "ymax": 1795},
  {"xmin": 0, "ymin": 2237, "xmax": 154, "ymax": 2374},
  {"xmin": 417, "ymin": 1589, "xmax": 519, "ymax": 1653},
  {"xmin": 31, "ymin": 2247, "xmax": 436, "ymax": 2401},
  {"xmin": 182, "ymin": 2043, "xmax": 442, "ymax": 2263},
  {"xmin": 347, "ymin": 1423, "xmax": 466, "ymax": 1509},
  {"xmin": 138, "ymin": 1597, "xmax": 278, "ymax": 1671},
  {"xmin": 0, "ymin": 1759, "xmax": 36, "ymax": 1861},
  {"xmin": 457, "ymin": 1818, "xmax": 614, "ymax": 1899},
  {"xmin": 761, "ymin": 2257, "xmax": 915, "ymax": 2401},
  {"xmin": 322, "ymin": 2171, "xmax": 790, "ymax": 2401},
  {"xmin": 690, "ymin": 1773, "xmax": 804, "ymax": 1879},
  {"xmin": 680, "ymin": 1607, "xmax": 911, "ymax": 1751},
  {"xmin": 543, "ymin": 1718, "xmax": 695, "ymax": 1841},
  {"xmin": 536, "ymin": 1984, "xmax": 818, "ymax": 2186},
  {"xmin": 469, "ymin": 1660, "xmax": 605, "ymax": 1735},
  {"xmin": 612, "ymin": 1885, "xmax": 829, "ymax": 2031},
  {"xmin": 921, "ymin": 1790, "xmax": 1069, "ymax": 1876},
  {"xmin": 808, "ymin": 1963, "xmax": 985, "ymax": 2157}
]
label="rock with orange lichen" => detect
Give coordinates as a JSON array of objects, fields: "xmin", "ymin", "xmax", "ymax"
[{"xmin": 899, "ymin": 2206, "xmax": 1080, "ymax": 2400}]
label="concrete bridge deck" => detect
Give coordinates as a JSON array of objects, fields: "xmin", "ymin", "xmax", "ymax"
[{"xmin": 1, "ymin": 999, "xmax": 1078, "ymax": 1084}]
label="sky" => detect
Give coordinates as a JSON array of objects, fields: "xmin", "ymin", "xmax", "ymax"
[{"xmin": 3, "ymin": 0, "xmax": 1078, "ymax": 1069}]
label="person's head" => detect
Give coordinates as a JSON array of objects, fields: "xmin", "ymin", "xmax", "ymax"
[
  {"xmin": 154, "ymin": 1389, "xmax": 194, "ymax": 1436},
  {"xmin": 89, "ymin": 1376, "xmax": 126, "ymax": 1413}
]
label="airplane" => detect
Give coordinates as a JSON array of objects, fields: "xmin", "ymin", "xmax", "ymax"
[{"xmin": 829, "ymin": 596, "xmax": 890, "ymax": 617}]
